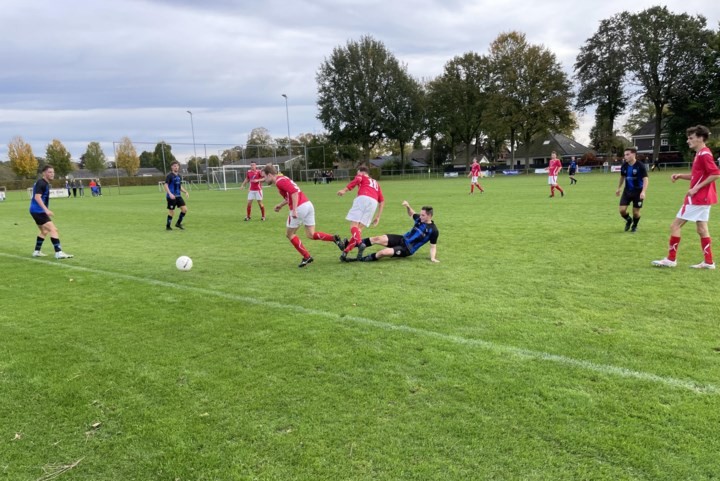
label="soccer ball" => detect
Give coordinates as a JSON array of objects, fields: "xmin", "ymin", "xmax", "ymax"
[{"xmin": 176, "ymin": 255, "xmax": 193, "ymax": 271}]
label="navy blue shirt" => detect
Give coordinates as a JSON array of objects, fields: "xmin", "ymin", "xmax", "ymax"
[
  {"xmin": 29, "ymin": 178, "xmax": 50, "ymax": 213},
  {"xmin": 621, "ymin": 161, "xmax": 648, "ymax": 191},
  {"xmin": 165, "ymin": 172, "xmax": 182, "ymax": 197},
  {"xmin": 569, "ymin": 160, "xmax": 577, "ymax": 172},
  {"xmin": 402, "ymin": 214, "xmax": 439, "ymax": 255}
]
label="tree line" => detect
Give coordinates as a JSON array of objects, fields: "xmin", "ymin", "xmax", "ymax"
[{"xmin": 6, "ymin": 6, "xmax": 719, "ymax": 180}]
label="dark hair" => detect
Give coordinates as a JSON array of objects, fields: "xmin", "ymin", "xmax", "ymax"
[
  {"xmin": 357, "ymin": 165, "xmax": 369, "ymax": 173},
  {"xmin": 250, "ymin": 161, "xmax": 257, "ymax": 165},
  {"xmin": 624, "ymin": 147, "xmax": 637, "ymax": 154},
  {"xmin": 686, "ymin": 125, "xmax": 711, "ymax": 141},
  {"xmin": 422, "ymin": 206, "xmax": 433, "ymax": 217},
  {"xmin": 170, "ymin": 160, "xmax": 180, "ymax": 167},
  {"xmin": 42, "ymin": 164, "xmax": 54, "ymax": 172},
  {"xmin": 263, "ymin": 163, "xmax": 277, "ymax": 176}
]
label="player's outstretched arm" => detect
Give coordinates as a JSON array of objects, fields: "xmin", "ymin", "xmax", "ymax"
[
  {"xmin": 402, "ymin": 200, "xmax": 415, "ymax": 217},
  {"xmin": 429, "ymin": 244, "xmax": 439, "ymax": 263}
]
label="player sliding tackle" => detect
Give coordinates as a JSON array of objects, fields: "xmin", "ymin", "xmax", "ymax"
[
  {"xmin": 263, "ymin": 163, "xmax": 342, "ymax": 268},
  {"xmin": 344, "ymin": 201, "xmax": 439, "ymax": 263},
  {"xmin": 336, "ymin": 165, "xmax": 385, "ymax": 262}
]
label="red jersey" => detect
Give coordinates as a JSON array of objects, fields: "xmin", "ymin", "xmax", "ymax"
[
  {"xmin": 548, "ymin": 159, "xmax": 562, "ymax": 176},
  {"xmin": 345, "ymin": 174, "xmax": 384, "ymax": 202},
  {"xmin": 246, "ymin": 169, "xmax": 263, "ymax": 191},
  {"xmin": 471, "ymin": 164, "xmax": 480, "ymax": 176},
  {"xmin": 275, "ymin": 175, "xmax": 309, "ymax": 209},
  {"xmin": 685, "ymin": 147, "xmax": 720, "ymax": 206}
]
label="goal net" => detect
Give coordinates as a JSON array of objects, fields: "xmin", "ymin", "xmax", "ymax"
[{"xmin": 208, "ymin": 165, "xmax": 280, "ymax": 191}]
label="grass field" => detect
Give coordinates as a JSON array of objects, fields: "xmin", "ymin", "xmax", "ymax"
[{"xmin": 2, "ymin": 171, "xmax": 720, "ymax": 480}]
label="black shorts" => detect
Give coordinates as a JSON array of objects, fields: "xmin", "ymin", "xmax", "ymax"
[
  {"xmin": 569, "ymin": 169, "xmax": 576, "ymax": 175},
  {"xmin": 167, "ymin": 196, "xmax": 186, "ymax": 210},
  {"xmin": 31, "ymin": 212, "xmax": 51, "ymax": 226},
  {"xmin": 385, "ymin": 234, "xmax": 412, "ymax": 257},
  {"xmin": 620, "ymin": 190, "xmax": 644, "ymax": 209}
]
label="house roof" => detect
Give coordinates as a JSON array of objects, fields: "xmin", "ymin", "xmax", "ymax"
[
  {"xmin": 518, "ymin": 133, "xmax": 590, "ymax": 159},
  {"xmin": 631, "ymin": 118, "xmax": 669, "ymax": 138}
]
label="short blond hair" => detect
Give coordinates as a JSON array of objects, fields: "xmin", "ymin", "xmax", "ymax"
[{"xmin": 263, "ymin": 163, "xmax": 277, "ymax": 176}]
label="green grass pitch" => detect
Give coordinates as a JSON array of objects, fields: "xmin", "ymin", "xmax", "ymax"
[{"xmin": 1, "ymin": 171, "xmax": 719, "ymax": 480}]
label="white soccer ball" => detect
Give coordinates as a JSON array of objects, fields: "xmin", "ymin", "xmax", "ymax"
[{"xmin": 176, "ymin": 255, "xmax": 193, "ymax": 271}]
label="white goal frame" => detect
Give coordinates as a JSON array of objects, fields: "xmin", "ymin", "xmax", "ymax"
[{"xmin": 207, "ymin": 164, "xmax": 279, "ymax": 191}]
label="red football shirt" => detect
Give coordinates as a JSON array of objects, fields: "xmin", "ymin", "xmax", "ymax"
[
  {"xmin": 471, "ymin": 164, "xmax": 481, "ymax": 176},
  {"xmin": 548, "ymin": 159, "xmax": 562, "ymax": 176},
  {"xmin": 345, "ymin": 174, "xmax": 384, "ymax": 202},
  {"xmin": 685, "ymin": 147, "xmax": 720, "ymax": 206},
  {"xmin": 275, "ymin": 175, "xmax": 308, "ymax": 209},
  {"xmin": 246, "ymin": 169, "xmax": 264, "ymax": 191}
]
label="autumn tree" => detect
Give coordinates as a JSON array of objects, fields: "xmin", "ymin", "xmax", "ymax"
[
  {"xmin": 116, "ymin": 137, "xmax": 140, "ymax": 176},
  {"xmin": 487, "ymin": 32, "xmax": 575, "ymax": 164},
  {"xmin": 46, "ymin": 139, "xmax": 73, "ymax": 177},
  {"xmin": 83, "ymin": 141, "xmax": 107, "ymax": 176},
  {"xmin": 317, "ymin": 35, "xmax": 407, "ymax": 161},
  {"xmin": 427, "ymin": 52, "xmax": 490, "ymax": 165},
  {"xmin": 8, "ymin": 136, "xmax": 37, "ymax": 178},
  {"xmin": 575, "ymin": 15, "xmax": 629, "ymax": 153},
  {"xmin": 622, "ymin": 6, "xmax": 712, "ymax": 162}
]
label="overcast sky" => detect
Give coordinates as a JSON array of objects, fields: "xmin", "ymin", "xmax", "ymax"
[{"xmin": 1, "ymin": 0, "xmax": 718, "ymax": 162}]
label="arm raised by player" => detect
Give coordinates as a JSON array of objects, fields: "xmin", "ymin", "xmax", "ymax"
[
  {"xmin": 402, "ymin": 200, "xmax": 415, "ymax": 217},
  {"xmin": 671, "ymin": 173, "xmax": 692, "ymax": 183}
]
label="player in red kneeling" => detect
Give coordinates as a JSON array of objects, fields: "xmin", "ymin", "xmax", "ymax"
[
  {"xmin": 548, "ymin": 152, "xmax": 564, "ymax": 197},
  {"xmin": 336, "ymin": 165, "xmax": 384, "ymax": 262},
  {"xmin": 468, "ymin": 158, "xmax": 484, "ymax": 194},
  {"xmin": 263, "ymin": 164, "xmax": 341, "ymax": 268}
]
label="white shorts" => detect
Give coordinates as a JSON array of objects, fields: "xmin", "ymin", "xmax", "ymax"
[
  {"xmin": 548, "ymin": 175, "xmax": 558, "ymax": 185},
  {"xmin": 346, "ymin": 195, "xmax": 378, "ymax": 227},
  {"xmin": 247, "ymin": 190, "xmax": 263, "ymax": 201},
  {"xmin": 677, "ymin": 204, "xmax": 711, "ymax": 222},
  {"xmin": 471, "ymin": 176, "xmax": 479, "ymax": 183},
  {"xmin": 287, "ymin": 201, "xmax": 315, "ymax": 228}
]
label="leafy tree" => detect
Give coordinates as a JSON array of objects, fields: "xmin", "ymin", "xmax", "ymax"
[
  {"xmin": 665, "ymin": 27, "xmax": 720, "ymax": 156},
  {"xmin": 46, "ymin": 139, "xmax": 73, "ymax": 177},
  {"xmin": 575, "ymin": 15, "xmax": 629, "ymax": 153},
  {"xmin": 622, "ymin": 6, "xmax": 711, "ymax": 162},
  {"xmin": 187, "ymin": 157, "xmax": 205, "ymax": 174},
  {"xmin": 317, "ymin": 35, "xmax": 406, "ymax": 161},
  {"xmin": 487, "ymin": 32, "xmax": 574, "ymax": 164},
  {"xmin": 83, "ymin": 141, "xmax": 107, "ymax": 176},
  {"xmin": 622, "ymin": 98, "xmax": 657, "ymax": 137},
  {"xmin": 382, "ymin": 66, "xmax": 423, "ymax": 171},
  {"xmin": 8, "ymin": 136, "xmax": 37, "ymax": 178},
  {"xmin": 221, "ymin": 147, "xmax": 243, "ymax": 165},
  {"xmin": 153, "ymin": 141, "xmax": 176, "ymax": 173},
  {"xmin": 116, "ymin": 137, "xmax": 140, "ymax": 176},
  {"xmin": 427, "ymin": 52, "xmax": 490, "ymax": 165},
  {"xmin": 208, "ymin": 154, "xmax": 220, "ymax": 168},
  {"xmin": 139, "ymin": 151, "xmax": 154, "ymax": 168},
  {"xmin": 246, "ymin": 127, "xmax": 275, "ymax": 159}
]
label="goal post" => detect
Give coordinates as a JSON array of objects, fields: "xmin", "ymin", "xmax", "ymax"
[{"xmin": 207, "ymin": 164, "xmax": 280, "ymax": 191}]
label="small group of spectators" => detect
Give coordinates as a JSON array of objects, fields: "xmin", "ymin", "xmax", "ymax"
[
  {"xmin": 64, "ymin": 179, "xmax": 102, "ymax": 197},
  {"xmin": 313, "ymin": 170, "xmax": 335, "ymax": 184}
]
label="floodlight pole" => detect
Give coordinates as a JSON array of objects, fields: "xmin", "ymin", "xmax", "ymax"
[
  {"xmin": 282, "ymin": 94, "xmax": 291, "ymax": 173},
  {"xmin": 187, "ymin": 110, "xmax": 199, "ymax": 179}
]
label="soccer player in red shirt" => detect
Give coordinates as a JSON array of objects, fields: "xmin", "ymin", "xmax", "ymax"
[
  {"xmin": 467, "ymin": 158, "xmax": 484, "ymax": 194},
  {"xmin": 262, "ymin": 164, "xmax": 341, "ymax": 267},
  {"xmin": 240, "ymin": 161, "xmax": 266, "ymax": 221},
  {"xmin": 547, "ymin": 152, "xmax": 564, "ymax": 197},
  {"xmin": 652, "ymin": 125, "xmax": 720, "ymax": 269},
  {"xmin": 336, "ymin": 166, "xmax": 385, "ymax": 261}
]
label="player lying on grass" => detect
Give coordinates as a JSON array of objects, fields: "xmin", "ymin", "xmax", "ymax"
[{"xmin": 343, "ymin": 201, "xmax": 439, "ymax": 263}]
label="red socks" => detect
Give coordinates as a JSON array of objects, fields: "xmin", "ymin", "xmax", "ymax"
[
  {"xmin": 701, "ymin": 237, "xmax": 713, "ymax": 264},
  {"xmin": 312, "ymin": 232, "xmax": 334, "ymax": 242},
  {"xmin": 246, "ymin": 205, "xmax": 252, "ymax": 217},
  {"xmin": 260, "ymin": 205, "xmax": 265, "ymax": 217},
  {"xmin": 344, "ymin": 227, "xmax": 362, "ymax": 253},
  {"xmin": 290, "ymin": 235, "xmax": 310, "ymax": 258},
  {"xmin": 667, "ymin": 236, "xmax": 681, "ymax": 261}
]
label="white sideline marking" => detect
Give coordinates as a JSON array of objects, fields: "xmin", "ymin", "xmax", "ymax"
[{"xmin": 2, "ymin": 252, "xmax": 718, "ymax": 395}]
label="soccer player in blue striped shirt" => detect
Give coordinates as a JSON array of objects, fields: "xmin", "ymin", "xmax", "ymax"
[{"xmin": 356, "ymin": 201, "xmax": 439, "ymax": 263}]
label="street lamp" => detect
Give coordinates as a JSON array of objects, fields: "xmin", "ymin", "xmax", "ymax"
[{"xmin": 186, "ymin": 110, "xmax": 198, "ymax": 178}]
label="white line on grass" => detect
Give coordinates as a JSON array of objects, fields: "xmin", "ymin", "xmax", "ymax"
[{"xmin": 3, "ymin": 252, "xmax": 718, "ymax": 395}]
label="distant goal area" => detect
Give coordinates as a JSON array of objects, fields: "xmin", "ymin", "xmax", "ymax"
[{"xmin": 208, "ymin": 165, "xmax": 280, "ymax": 191}]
